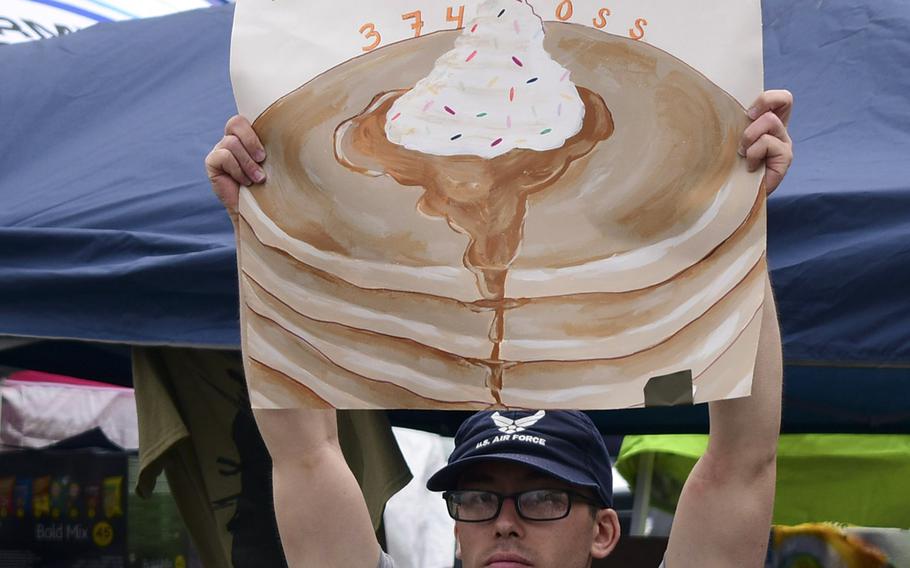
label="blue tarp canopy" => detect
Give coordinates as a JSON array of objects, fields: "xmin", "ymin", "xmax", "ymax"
[{"xmin": 1, "ymin": 2, "xmax": 908, "ymax": 432}]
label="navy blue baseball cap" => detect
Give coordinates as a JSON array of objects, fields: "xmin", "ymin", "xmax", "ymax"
[{"xmin": 426, "ymin": 410, "xmax": 613, "ymax": 508}]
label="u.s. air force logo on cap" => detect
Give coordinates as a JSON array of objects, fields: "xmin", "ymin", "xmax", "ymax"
[
  {"xmin": 476, "ymin": 411, "xmax": 548, "ymax": 450},
  {"xmin": 492, "ymin": 410, "xmax": 545, "ymax": 434}
]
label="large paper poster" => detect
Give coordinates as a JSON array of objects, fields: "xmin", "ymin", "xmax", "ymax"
[{"xmin": 230, "ymin": 0, "xmax": 766, "ymax": 409}]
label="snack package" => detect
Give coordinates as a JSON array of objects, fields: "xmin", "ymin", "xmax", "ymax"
[
  {"xmin": 32, "ymin": 475, "xmax": 51, "ymax": 519},
  {"xmin": 85, "ymin": 483, "xmax": 100, "ymax": 519},
  {"xmin": 67, "ymin": 480, "xmax": 81, "ymax": 519},
  {"xmin": 50, "ymin": 475, "xmax": 69, "ymax": 519},
  {"xmin": 0, "ymin": 476, "xmax": 14, "ymax": 518},
  {"xmin": 102, "ymin": 476, "xmax": 123, "ymax": 519},
  {"xmin": 14, "ymin": 477, "xmax": 30, "ymax": 518}
]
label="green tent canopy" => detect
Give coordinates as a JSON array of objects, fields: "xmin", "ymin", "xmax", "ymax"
[{"xmin": 616, "ymin": 434, "xmax": 910, "ymax": 528}]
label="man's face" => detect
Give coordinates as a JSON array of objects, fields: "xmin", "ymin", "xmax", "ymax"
[{"xmin": 453, "ymin": 461, "xmax": 620, "ymax": 568}]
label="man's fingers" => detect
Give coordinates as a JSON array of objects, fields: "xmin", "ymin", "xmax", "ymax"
[
  {"xmin": 207, "ymin": 147, "xmax": 252, "ymax": 190},
  {"xmin": 225, "ymin": 115, "xmax": 266, "ymax": 163},
  {"xmin": 205, "ymin": 115, "xmax": 267, "ymax": 219},
  {"xmin": 205, "ymin": 148, "xmax": 247, "ymax": 214},
  {"xmin": 744, "ymin": 135, "xmax": 766, "ymax": 172},
  {"xmin": 205, "ymin": 147, "xmax": 252, "ymax": 185},
  {"xmin": 747, "ymin": 89, "xmax": 793, "ymax": 126},
  {"xmin": 222, "ymin": 134, "xmax": 266, "ymax": 184},
  {"xmin": 742, "ymin": 91, "xmax": 795, "ymax": 195},
  {"xmin": 740, "ymin": 111, "xmax": 790, "ymax": 157},
  {"xmin": 745, "ymin": 134, "xmax": 792, "ymax": 195}
]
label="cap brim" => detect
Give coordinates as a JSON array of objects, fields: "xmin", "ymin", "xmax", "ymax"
[{"xmin": 426, "ymin": 453, "xmax": 603, "ymax": 497}]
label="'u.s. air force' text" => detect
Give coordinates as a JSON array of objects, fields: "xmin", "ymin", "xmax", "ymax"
[{"xmin": 476, "ymin": 434, "xmax": 547, "ymax": 449}]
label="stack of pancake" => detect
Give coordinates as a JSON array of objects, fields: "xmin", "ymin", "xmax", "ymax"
[{"xmin": 237, "ymin": 24, "xmax": 766, "ymax": 409}]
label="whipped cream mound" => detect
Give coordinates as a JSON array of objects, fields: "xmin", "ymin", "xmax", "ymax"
[{"xmin": 385, "ymin": 0, "xmax": 586, "ymax": 159}]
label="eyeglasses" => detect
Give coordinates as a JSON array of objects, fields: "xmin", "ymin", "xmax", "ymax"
[{"xmin": 443, "ymin": 489, "xmax": 599, "ymax": 522}]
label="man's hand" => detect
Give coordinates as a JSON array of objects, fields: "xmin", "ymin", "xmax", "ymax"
[
  {"xmin": 740, "ymin": 90, "xmax": 794, "ymax": 195},
  {"xmin": 204, "ymin": 115, "xmax": 267, "ymax": 215}
]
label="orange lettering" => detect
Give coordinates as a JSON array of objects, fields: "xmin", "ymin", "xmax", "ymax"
[
  {"xmin": 446, "ymin": 5, "xmax": 465, "ymax": 29},
  {"xmin": 359, "ymin": 22, "xmax": 381, "ymax": 51},
  {"xmin": 593, "ymin": 7, "xmax": 610, "ymax": 29},
  {"xmin": 629, "ymin": 17, "xmax": 648, "ymax": 40},
  {"xmin": 403, "ymin": 10, "xmax": 424, "ymax": 38},
  {"xmin": 556, "ymin": 0, "xmax": 573, "ymax": 21}
]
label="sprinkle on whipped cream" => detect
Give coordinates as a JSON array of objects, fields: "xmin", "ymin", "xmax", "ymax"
[{"xmin": 385, "ymin": 0, "xmax": 586, "ymax": 159}]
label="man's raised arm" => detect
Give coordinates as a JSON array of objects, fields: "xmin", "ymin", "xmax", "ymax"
[
  {"xmin": 664, "ymin": 90, "xmax": 793, "ymax": 568},
  {"xmin": 206, "ymin": 117, "xmax": 383, "ymax": 568},
  {"xmin": 254, "ymin": 409, "xmax": 382, "ymax": 567}
]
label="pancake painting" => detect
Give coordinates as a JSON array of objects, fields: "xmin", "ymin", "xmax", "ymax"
[{"xmin": 235, "ymin": 0, "xmax": 766, "ymax": 409}]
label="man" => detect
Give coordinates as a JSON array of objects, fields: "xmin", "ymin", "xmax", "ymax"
[{"xmin": 206, "ymin": 90, "xmax": 794, "ymax": 567}]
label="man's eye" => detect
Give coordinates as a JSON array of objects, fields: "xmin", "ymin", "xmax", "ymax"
[
  {"xmin": 461, "ymin": 492, "xmax": 493, "ymax": 505},
  {"xmin": 525, "ymin": 491, "xmax": 546, "ymax": 503},
  {"xmin": 527, "ymin": 490, "xmax": 563, "ymax": 504}
]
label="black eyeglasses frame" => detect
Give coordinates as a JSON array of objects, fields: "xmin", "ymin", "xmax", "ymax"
[{"xmin": 442, "ymin": 488, "xmax": 601, "ymax": 522}]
